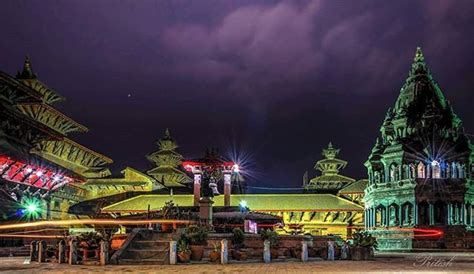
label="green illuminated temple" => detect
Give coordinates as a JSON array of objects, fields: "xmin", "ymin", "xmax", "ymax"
[{"xmin": 364, "ymin": 48, "xmax": 474, "ymax": 250}]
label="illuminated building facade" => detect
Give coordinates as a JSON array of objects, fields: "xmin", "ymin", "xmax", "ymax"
[{"xmin": 364, "ymin": 48, "xmax": 474, "ymax": 250}]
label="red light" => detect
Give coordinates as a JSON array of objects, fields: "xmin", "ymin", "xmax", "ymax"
[{"xmin": 0, "ymin": 155, "xmax": 78, "ymax": 191}]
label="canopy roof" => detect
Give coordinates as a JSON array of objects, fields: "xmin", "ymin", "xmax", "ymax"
[{"xmin": 101, "ymin": 193, "xmax": 364, "ymax": 213}]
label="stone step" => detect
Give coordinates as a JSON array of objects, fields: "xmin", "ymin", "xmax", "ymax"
[
  {"xmin": 127, "ymin": 248, "xmax": 168, "ymax": 252},
  {"xmin": 118, "ymin": 258, "xmax": 168, "ymax": 265}
]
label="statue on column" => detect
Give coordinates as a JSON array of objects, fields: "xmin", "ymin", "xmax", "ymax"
[{"xmin": 201, "ymin": 169, "xmax": 221, "ymax": 198}]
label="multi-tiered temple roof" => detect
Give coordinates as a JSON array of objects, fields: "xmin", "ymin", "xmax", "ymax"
[
  {"xmin": 146, "ymin": 129, "xmax": 192, "ymax": 188},
  {"xmin": 305, "ymin": 143, "xmax": 355, "ymax": 192},
  {"xmin": 15, "ymin": 57, "xmax": 113, "ymax": 179}
]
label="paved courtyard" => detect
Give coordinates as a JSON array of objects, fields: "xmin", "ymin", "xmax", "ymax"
[{"xmin": 0, "ymin": 252, "xmax": 473, "ymax": 273}]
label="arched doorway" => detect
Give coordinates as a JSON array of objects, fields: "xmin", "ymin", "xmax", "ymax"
[{"xmin": 418, "ymin": 201, "xmax": 430, "ymax": 226}]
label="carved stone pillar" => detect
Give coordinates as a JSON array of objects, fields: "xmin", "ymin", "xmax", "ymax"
[
  {"xmin": 220, "ymin": 239, "xmax": 228, "ymax": 264},
  {"xmin": 301, "ymin": 240, "xmax": 308, "ymax": 262},
  {"xmin": 100, "ymin": 240, "xmax": 109, "ymax": 266},
  {"xmin": 69, "ymin": 239, "xmax": 78, "ymax": 265},
  {"xmin": 223, "ymin": 172, "xmax": 232, "ymax": 207},
  {"xmin": 169, "ymin": 241, "xmax": 177, "ymax": 265},
  {"xmin": 29, "ymin": 241, "xmax": 38, "ymax": 262},
  {"xmin": 263, "ymin": 240, "xmax": 271, "ymax": 263},
  {"xmin": 38, "ymin": 241, "xmax": 46, "ymax": 263},
  {"xmin": 58, "ymin": 240, "xmax": 66, "ymax": 263},
  {"xmin": 193, "ymin": 172, "xmax": 202, "ymax": 206}
]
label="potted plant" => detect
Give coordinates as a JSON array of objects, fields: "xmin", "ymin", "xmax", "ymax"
[
  {"xmin": 183, "ymin": 225, "xmax": 208, "ymax": 261},
  {"xmin": 351, "ymin": 231, "xmax": 377, "ymax": 260},
  {"xmin": 209, "ymin": 243, "xmax": 220, "ymax": 262},
  {"xmin": 260, "ymin": 229, "xmax": 279, "ymax": 259},
  {"xmin": 177, "ymin": 239, "xmax": 191, "ymax": 263},
  {"xmin": 231, "ymin": 228, "xmax": 247, "ymax": 260},
  {"xmin": 161, "ymin": 201, "xmax": 179, "ymax": 232}
]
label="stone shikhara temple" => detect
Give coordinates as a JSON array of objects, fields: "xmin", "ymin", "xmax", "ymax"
[
  {"xmin": 364, "ymin": 48, "xmax": 474, "ymax": 250},
  {"xmin": 1, "ymin": 48, "xmax": 473, "ymax": 250}
]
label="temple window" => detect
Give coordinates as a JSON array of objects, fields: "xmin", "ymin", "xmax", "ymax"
[
  {"xmin": 409, "ymin": 164, "xmax": 416, "ymax": 179},
  {"xmin": 446, "ymin": 162, "xmax": 451, "ymax": 178},
  {"xmin": 390, "ymin": 164, "xmax": 398, "ymax": 181},
  {"xmin": 417, "ymin": 162, "xmax": 425, "ymax": 178},
  {"xmin": 459, "ymin": 164, "xmax": 465, "ymax": 178},
  {"xmin": 452, "ymin": 162, "xmax": 458, "ymax": 178},
  {"xmin": 374, "ymin": 171, "xmax": 380, "ymax": 184},
  {"xmin": 431, "ymin": 160, "xmax": 441, "ymax": 179}
]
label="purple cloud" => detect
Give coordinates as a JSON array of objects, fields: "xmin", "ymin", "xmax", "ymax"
[{"xmin": 161, "ymin": 2, "xmax": 322, "ymax": 94}]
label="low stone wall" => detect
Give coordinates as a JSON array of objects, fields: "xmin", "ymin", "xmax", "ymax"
[{"xmin": 204, "ymin": 233, "xmax": 335, "ymax": 259}]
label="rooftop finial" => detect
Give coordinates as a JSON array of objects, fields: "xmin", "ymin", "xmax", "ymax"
[
  {"xmin": 164, "ymin": 128, "xmax": 170, "ymax": 138},
  {"xmin": 322, "ymin": 142, "xmax": 339, "ymax": 159},
  {"xmin": 414, "ymin": 47, "xmax": 424, "ymax": 62},
  {"xmin": 410, "ymin": 46, "xmax": 429, "ymax": 76},
  {"xmin": 16, "ymin": 55, "xmax": 37, "ymax": 79}
]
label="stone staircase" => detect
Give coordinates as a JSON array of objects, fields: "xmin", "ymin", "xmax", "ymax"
[{"xmin": 110, "ymin": 229, "xmax": 171, "ymax": 265}]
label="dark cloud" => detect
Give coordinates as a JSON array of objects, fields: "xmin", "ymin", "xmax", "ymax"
[{"xmin": 0, "ymin": 0, "xmax": 473, "ymax": 189}]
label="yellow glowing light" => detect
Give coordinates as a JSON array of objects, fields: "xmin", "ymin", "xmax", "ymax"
[{"xmin": 0, "ymin": 219, "xmax": 196, "ymax": 231}]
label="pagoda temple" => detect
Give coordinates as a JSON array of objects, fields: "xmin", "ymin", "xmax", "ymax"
[
  {"xmin": 364, "ymin": 48, "xmax": 474, "ymax": 250},
  {"xmin": 146, "ymin": 129, "xmax": 192, "ymax": 188},
  {"xmin": 305, "ymin": 142, "xmax": 355, "ymax": 192}
]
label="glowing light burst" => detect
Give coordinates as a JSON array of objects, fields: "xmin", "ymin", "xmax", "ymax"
[
  {"xmin": 225, "ymin": 140, "xmax": 266, "ymax": 184},
  {"xmin": 20, "ymin": 197, "xmax": 42, "ymax": 220}
]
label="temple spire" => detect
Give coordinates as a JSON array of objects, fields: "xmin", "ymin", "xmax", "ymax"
[
  {"xmin": 410, "ymin": 46, "xmax": 429, "ymax": 76},
  {"xmin": 16, "ymin": 56, "xmax": 37, "ymax": 79},
  {"xmin": 414, "ymin": 46, "xmax": 424, "ymax": 62}
]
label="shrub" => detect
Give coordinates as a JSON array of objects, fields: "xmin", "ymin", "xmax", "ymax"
[
  {"xmin": 352, "ymin": 231, "xmax": 378, "ymax": 249},
  {"xmin": 231, "ymin": 228, "xmax": 245, "ymax": 248},
  {"xmin": 183, "ymin": 225, "xmax": 208, "ymax": 245},
  {"xmin": 177, "ymin": 239, "xmax": 191, "ymax": 254},
  {"xmin": 259, "ymin": 229, "xmax": 278, "ymax": 247}
]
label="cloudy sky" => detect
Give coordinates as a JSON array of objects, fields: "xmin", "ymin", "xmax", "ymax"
[{"xmin": 1, "ymin": 0, "xmax": 473, "ymax": 190}]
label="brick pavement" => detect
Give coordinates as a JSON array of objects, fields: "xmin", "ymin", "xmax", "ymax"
[{"xmin": 0, "ymin": 252, "xmax": 473, "ymax": 273}]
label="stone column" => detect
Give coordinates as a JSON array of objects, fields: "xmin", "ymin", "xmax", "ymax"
[
  {"xmin": 169, "ymin": 241, "xmax": 177, "ymax": 265},
  {"xmin": 364, "ymin": 209, "xmax": 368, "ymax": 229},
  {"xmin": 404, "ymin": 205, "xmax": 409, "ymax": 226},
  {"xmin": 462, "ymin": 204, "xmax": 466, "ymax": 225},
  {"xmin": 199, "ymin": 197, "xmax": 214, "ymax": 227},
  {"xmin": 429, "ymin": 203, "xmax": 434, "ymax": 225},
  {"xmin": 69, "ymin": 239, "xmax": 78, "ymax": 265},
  {"xmin": 301, "ymin": 241, "xmax": 308, "ymax": 262},
  {"xmin": 193, "ymin": 172, "xmax": 202, "ymax": 206},
  {"xmin": 29, "ymin": 241, "xmax": 38, "ymax": 262},
  {"xmin": 398, "ymin": 205, "xmax": 402, "ymax": 226},
  {"xmin": 385, "ymin": 207, "xmax": 390, "ymax": 227},
  {"xmin": 58, "ymin": 240, "xmax": 66, "ymax": 263},
  {"xmin": 372, "ymin": 208, "xmax": 375, "ymax": 227},
  {"xmin": 448, "ymin": 203, "xmax": 452, "ymax": 225},
  {"xmin": 38, "ymin": 241, "xmax": 46, "ymax": 263},
  {"xmin": 455, "ymin": 204, "xmax": 459, "ymax": 224},
  {"xmin": 220, "ymin": 239, "xmax": 228, "ymax": 264},
  {"xmin": 100, "ymin": 240, "xmax": 109, "ymax": 266},
  {"xmin": 263, "ymin": 240, "xmax": 271, "ymax": 263},
  {"xmin": 414, "ymin": 203, "xmax": 418, "ymax": 225},
  {"xmin": 223, "ymin": 172, "xmax": 232, "ymax": 207}
]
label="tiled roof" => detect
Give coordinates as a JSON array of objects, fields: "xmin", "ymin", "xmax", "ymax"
[{"xmin": 102, "ymin": 193, "xmax": 364, "ymax": 213}]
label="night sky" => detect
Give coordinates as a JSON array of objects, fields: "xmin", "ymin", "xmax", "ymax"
[{"xmin": 1, "ymin": 1, "xmax": 474, "ymax": 191}]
